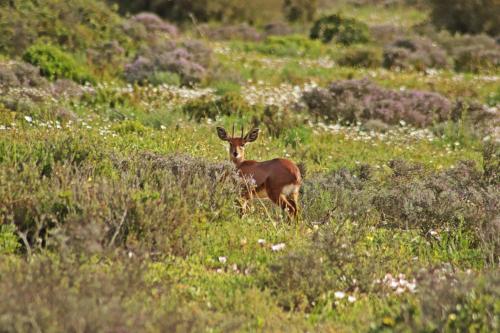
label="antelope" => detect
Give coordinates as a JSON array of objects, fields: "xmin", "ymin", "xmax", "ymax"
[{"xmin": 216, "ymin": 125, "xmax": 302, "ymax": 217}]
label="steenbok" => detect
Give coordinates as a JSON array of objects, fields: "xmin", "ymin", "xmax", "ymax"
[{"xmin": 217, "ymin": 126, "xmax": 302, "ymax": 217}]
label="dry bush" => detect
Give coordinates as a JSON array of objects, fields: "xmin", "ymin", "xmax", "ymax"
[
  {"xmin": 0, "ymin": 257, "xmax": 224, "ymax": 332},
  {"xmin": 383, "ymin": 36, "xmax": 451, "ymax": 71},
  {"xmin": 0, "ymin": 61, "xmax": 47, "ymax": 88},
  {"xmin": 0, "ymin": 146, "xmax": 239, "ymax": 256},
  {"xmin": 369, "ymin": 24, "xmax": 406, "ymax": 45},
  {"xmin": 428, "ymin": 0, "xmax": 500, "ymax": 36},
  {"xmin": 373, "ymin": 160, "xmax": 499, "ymax": 244}
]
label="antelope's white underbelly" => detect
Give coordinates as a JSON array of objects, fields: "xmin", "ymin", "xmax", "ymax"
[{"xmin": 281, "ymin": 184, "xmax": 299, "ymax": 196}]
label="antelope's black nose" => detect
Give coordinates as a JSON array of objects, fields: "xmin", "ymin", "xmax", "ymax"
[{"xmin": 233, "ymin": 152, "xmax": 238, "ymax": 157}]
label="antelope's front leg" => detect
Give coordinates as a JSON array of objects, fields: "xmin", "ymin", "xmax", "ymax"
[{"xmin": 237, "ymin": 190, "xmax": 253, "ymax": 216}]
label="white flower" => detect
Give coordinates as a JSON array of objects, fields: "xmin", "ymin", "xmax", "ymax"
[
  {"xmin": 257, "ymin": 239, "xmax": 266, "ymax": 245},
  {"xmin": 395, "ymin": 287, "xmax": 405, "ymax": 295},
  {"xmin": 24, "ymin": 116, "xmax": 33, "ymax": 123},
  {"xmin": 334, "ymin": 291, "xmax": 345, "ymax": 299},
  {"xmin": 218, "ymin": 256, "xmax": 227, "ymax": 264},
  {"xmin": 271, "ymin": 243, "xmax": 286, "ymax": 252},
  {"xmin": 348, "ymin": 295, "xmax": 356, "ymax": 303}
]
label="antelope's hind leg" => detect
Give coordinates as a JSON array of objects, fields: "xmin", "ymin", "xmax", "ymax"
[{"xmin": 288, "ymin": 187, "xmax": 300, "ymax": 217}]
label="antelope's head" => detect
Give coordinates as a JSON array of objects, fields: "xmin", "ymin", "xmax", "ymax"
[{"xmin": 216, "ymin": 126, "xmax": 259, "ymax": 165}]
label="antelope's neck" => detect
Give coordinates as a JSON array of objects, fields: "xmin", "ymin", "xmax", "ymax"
[{"xmin": 232, "ymin": 157, "xmax": 244, "ymax": 168}]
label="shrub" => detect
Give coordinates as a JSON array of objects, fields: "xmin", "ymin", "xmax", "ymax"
[
  {"xmin": 0, "ymin": 0, "xmax": 129, "ymax": 56},
  {"xmin": 0, "ymin": 140, "xmax": 239, "ymax": 255},
  {"xmin": 124, "ymin": 49, "xmax": 207, "ymax": 86},
  {"xmin": 124, "ymin": 39, "xmax": 211, "ymax": 86},
  {"xmin": 383, "ymin": 37, "xmax": 451, "ymax": 71},
  {"xmin": 130, "ymin": 12, "xmax": 178, "ymax": 36},
  {"xmin": 267, "ymin": 220, "xmax": 386, "ymax": 311},
  {"xmin": 454, "ymin": 47, "xmax": 500, "ymax": 73},
  {"xmin": 373, "ymin": 160, "xmax": 498, "ymax": 238},
  {"xmin": 302, "ymin": 79, "xmax": 453, "ymax": 127},
  {"xmin": 182, "ymin": 92, "xmax": 256, "ymax": 122},
  {"xmin": 0, "ymin": 257, "xmax": 225, "ymax": 332},
  {"xmin": 337, "ymin": 46, "xmax": 383, "ymax": 68},
  {"xmin": 310, "ymin": 14, "xmax": 370, "ymax": 45},
  {"xmin": 432, "ymin": 33, "xmax": 500, "ymax": 73},
  {"xmin": 148, "ymin": 71, "xmax": 181, "ymax": 86},
  {"xmin": 241, "ymin": 35, "xmax": 325, "ymax": 57},
  {"xmin": 0, "ymin": 60, "xmax": 48, "ymax": 88},
  {"xmin": 300, "ymin": 166, "xmax": 374, "ymax": 224},
  {"xmin": 23, "ymin": 43, "xmax": 95, "ymax": 83},
  {"xmin": 282, "ymin": 0, "xmax": 317, "ymax": 23},
  {"xmin": 428, "ymin": 0, "xmax": 500, "ymax": 36},
  {"xmin": 251, "ymin": 105, "xmax": 304, "ymax": 138},
  {"xmin": 369, "ymin": 24, "xmax": 406, "ymax": 45},
  {"xmin": 87, "ymin": 40, "xmax": 127, "ymax": 77},
  {"xmin": 0, "ymin": 224, "xmax": 19, "ymax": 255}
]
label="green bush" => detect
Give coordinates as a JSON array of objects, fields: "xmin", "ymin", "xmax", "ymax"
[
  {"xmin": 251, "ymin": 105, "xmax": 305, "ymax": 138},
  {"xmin": 310, "ymin": 14, "xmax": 370, "ymax": 45},
  {"xmin": 428, "ymin": 0, "xmax": 500, "ymax": 36},
  {"xmin": 147, "ymin": 71, "xmax": 181, "ymax": 86},
  {"xmin": 23, "ymin": 43, "xmax": 95, "ymax": 83},
  {"xmin": 0, "ymin": 224, "xmax": 19, "ymax": 255},
  {"xmin": 182, "ymin": 92, "xmax": 257, "ymax": 122},
  {"xmin": 337, "ymin": 46, "xmax": 383, "ymax": 68},
  {"xmin": 248, "ymin": 35, "xmax": 325, "ymax": 57}
]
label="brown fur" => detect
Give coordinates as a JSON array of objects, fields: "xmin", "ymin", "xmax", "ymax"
[{"xmin": 217, "ymin": 127, "xmax": 302, "ymax": 217}]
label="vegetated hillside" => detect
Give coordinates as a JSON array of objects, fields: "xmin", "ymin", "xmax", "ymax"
[{"xmin": 0, "ymin": 0, "xmax": 498, "ymax": 332}]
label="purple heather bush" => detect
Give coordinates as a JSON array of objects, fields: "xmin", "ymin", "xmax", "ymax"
[
  {"xmin": 130, "ymin": 12, "xmax": 178, "ymax": 37},
  {"xmin": 383, "ymin": 36, "xmax": 451, "ymax": 71},
  {"xmin": 302, "ymin": 79, "xmax": 453, "ymax": 127},
  {"xmin": 121, "ymin": 12, "xmax": 211, "ymax": 86}
]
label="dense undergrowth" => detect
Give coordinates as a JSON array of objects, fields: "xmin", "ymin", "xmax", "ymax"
[{"xmin": 0, "ymin": 0, "xmax": 498, "ymax": 332}]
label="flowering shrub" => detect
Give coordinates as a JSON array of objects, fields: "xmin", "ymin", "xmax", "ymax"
[
  {"xmin": 130, "ymin": 12, "xmax": 178, "ymax": 36},
  {"xmin": 124, "ymin": 40, "xmax": 211, "ymax": 86},
  {"xmin": 383, "ymin": 36, "xmax": 451, "ymax": 71},
  {"xmin": 302, "ymin": 79, "xmax": 453, "ymax": 127},
  {"xmin": 310, "ymin": 14, "xmax": 370, "ymax": 45}
]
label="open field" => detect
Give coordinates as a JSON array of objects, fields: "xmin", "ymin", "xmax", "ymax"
[{"xmin": 0, "ymin": 0, "xmax": 498, "ymax": 332}]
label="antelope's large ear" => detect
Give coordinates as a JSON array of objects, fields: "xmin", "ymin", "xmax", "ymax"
[
  {"xmin": 244, "ymin": 128, "xmax": 259, "ymax": 143},
  {"xmin": 216, "ymin": 127, "xmax": 229, "ymax": 141}
]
